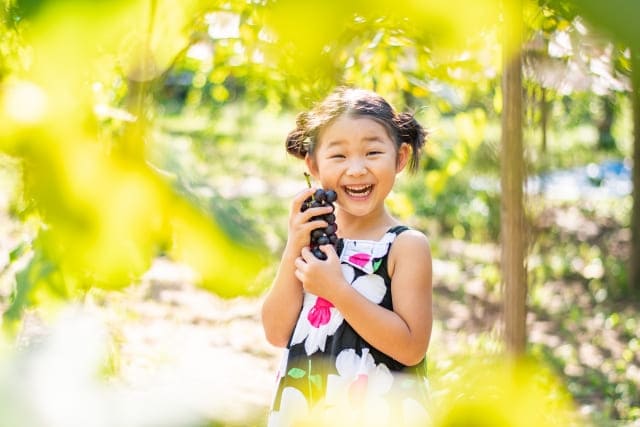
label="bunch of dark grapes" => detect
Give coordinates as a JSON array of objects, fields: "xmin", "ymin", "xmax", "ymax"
[{"xmin": 301, "ymin": 180, "xmax": 339, "ymax": 260}]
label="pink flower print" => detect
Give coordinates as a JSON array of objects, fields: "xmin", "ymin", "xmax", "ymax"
[
  {"xmin": 340, "ymin": 233, "xmax": 396, "ymax": 273},
  {"xmin": 348, "ymin": 373, "xmax": 369, "ymax": 406},
  {"xmin": 348, "ymin": 252, "xmax": 371, "ymax": 269},
  {"xmin": 290, "ymin": 293, "xmax": 344, "ymax": 355},
  {"xmin": 288, "ymin": 263, "xmax": 359, "ymax": 356},
  {"xmin": 307, "ymin": 297, "xmax": 334, "ymax": 328}
]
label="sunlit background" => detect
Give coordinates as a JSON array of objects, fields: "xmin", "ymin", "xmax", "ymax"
[{"xmin": 0, "ymin": 0, "xmax": 638, "ymax": 425}]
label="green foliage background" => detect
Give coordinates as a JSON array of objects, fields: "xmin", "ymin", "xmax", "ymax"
[{"xmin": 0, "ymin": 0, "xmax": 638, "ymax": 425}]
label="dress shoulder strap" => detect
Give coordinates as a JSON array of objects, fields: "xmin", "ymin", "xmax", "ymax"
[{"xmin": 387, "ymin": 225, "xmax": 410, "ymax": 236}]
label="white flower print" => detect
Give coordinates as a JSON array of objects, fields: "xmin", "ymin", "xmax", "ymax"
[
  {"xmin": 402, "ymin": 396, "xmax": 430, "ymax": 426},
  {"xmin": 289, "ymin": 265, "xmax": 355, "ymax": 356},
  {"xmin": 290, "ymin": 262, "xmax": 386, "ymax": 356},
  {"xmin": 341, "ymin": 263, "xmax": 355, "ymax": 284},
  {"xmin": 267, "ymin": 387, "xmax": 308, "ymax": 427},
  {"xmin": 351, "ymin": 273, "xmax": 386, "ymax": 304},
  {"xmin": 341, "ymin": 262, "xmax": 387, "ymax": 305},
  {"xmin": 324, "ymin": 348, "xmax": 394, "ymax": 426},
  {"xmin": 274, "ymin": 349, "xmax": 289, "ymax": 382},
  {"xmin": 290, "ymin": 292, "xmax": 344, "ymax": 356}
]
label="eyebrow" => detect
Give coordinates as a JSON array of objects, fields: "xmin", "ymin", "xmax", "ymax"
[
  {"xmin": 324, "ymin": 136, "xmax": 385, "ymax": 148},
  {"xmin": 324, "ymin": 140, "xmax": 345, "ymax": 149}
]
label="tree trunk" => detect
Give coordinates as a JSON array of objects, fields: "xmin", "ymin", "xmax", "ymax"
[
  {"xmin": 631, "ymin": 50, "xmax": 640, "ymax": 296},
  {"xmin": 541, "ymin": 86, "xmax": 548, "ymax": 153},
  {"xmin": 501, "ymin": 0, "xmax": 527, "ymax": 355}
]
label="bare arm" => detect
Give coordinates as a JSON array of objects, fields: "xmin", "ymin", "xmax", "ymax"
[
  {"xmin": 295, "ymin": 230, "xmax": 432, "ymax": 365},
  {"xmin": 261, "ymin": 248, "xmax": 303, "ymax": 347},
  {"xmin": 261, "ymin": 187, "xmax": 334, "ymax": 347}
]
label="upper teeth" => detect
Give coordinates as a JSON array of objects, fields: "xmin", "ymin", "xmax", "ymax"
[{"xmin": 345, "ymin": 185, "xmax": 371, "ymax": 193}]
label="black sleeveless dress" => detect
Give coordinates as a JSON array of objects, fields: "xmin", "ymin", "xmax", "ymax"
[{"xmin": 267, "ymin": 226, "xmax": 430, "ymax": 427}]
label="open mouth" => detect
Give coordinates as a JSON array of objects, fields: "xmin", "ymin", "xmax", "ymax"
[{"xmin": 343, "ymin": 184, "xmax": 374, "ymax": 198}]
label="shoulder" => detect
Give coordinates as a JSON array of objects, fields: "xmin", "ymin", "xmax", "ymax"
[
  {"xmin": 393, "ymin": 228, "xmax": 430, "ymax": 252},
  {"xmin": 388, "ymin": 228, "xmax": 432, "ymax": 275}
]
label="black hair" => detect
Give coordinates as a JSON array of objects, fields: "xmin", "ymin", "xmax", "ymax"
[{"xmin": 286, "ymin": 87, "xmax": 427, "ymax": 173}]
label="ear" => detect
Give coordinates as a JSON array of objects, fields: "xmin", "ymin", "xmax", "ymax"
[
  {"xmin": 396, "ymin": 143, "xmax": 411, "ymax": 172},
  {"xmin": 305, "ymin": 154, "xmax": 319, "ymax": 179}
]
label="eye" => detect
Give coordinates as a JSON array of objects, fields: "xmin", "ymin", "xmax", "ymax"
[
  {"xmin": 329, "ymin": 153, "xmax": 345, "ymax": 159},
  {"xmin": 367, "ymin": 151, "xmax": 383, "ymax": 156}
]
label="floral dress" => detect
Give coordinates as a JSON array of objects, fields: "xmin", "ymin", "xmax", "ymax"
[{"xmin": 267, "ymin": 226, "xmax": 429, "ymax": 427}]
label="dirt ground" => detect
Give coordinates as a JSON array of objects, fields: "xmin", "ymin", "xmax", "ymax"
[
  {"xmin": 9, "ymin": 254, "xmax": 477, "ymax": 426},
  {"xmin": 72, "ymin": 254, "xmax": 500, "ymax": 426}
]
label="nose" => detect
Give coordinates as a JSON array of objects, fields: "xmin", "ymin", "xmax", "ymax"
[{"xmin": 346, "ymin": 157, "xmax": 367, "ymax": 177}]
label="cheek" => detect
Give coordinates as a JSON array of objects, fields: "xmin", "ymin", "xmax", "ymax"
[{"xmin": 317, "ymin": 166, "xmax": 341, "ymax": 186}]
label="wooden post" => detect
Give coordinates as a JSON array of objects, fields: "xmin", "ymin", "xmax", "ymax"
[{"xmin": 501, "ymin": 0, "xmax": 527, "ymax": 355}]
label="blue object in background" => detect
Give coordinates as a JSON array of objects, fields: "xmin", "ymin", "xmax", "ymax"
[{"xmin": 527, "ymin": 159, "xmax": 631, "ymax": 201}]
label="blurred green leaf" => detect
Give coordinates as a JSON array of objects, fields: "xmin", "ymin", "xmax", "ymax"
[{"xmin": 572, "ymin": 0, "xmax": 640, "ymax": 49}]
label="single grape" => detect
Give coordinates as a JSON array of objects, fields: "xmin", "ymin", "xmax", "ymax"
[
  {"xmin": 301, "ymin": 196, "xmax": 312, "ymax": 212},
  {"xmin": 325, "ymin": 190, "xmax": 337, "ymax": 203},
  {"xmin": 312, "ymin": 248, "xmax": 327, "ymax": 260},
  {"xmin": 314, "ymin": 189, "xmax": 326, "ymax": 202},
  {"xmin": 325, "ymin": 223, "xmax": 337, "ymax": 235},
  {"xmin": 317, "ymin": 235, "xmax": 330, "ymax": 246}
]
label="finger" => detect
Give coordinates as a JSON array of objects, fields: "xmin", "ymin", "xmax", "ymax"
[
  {"xmin": 304, "ymin": 204, "xmax": 335, "ymax": 219},
  {"xmin": 315, "ymin": 244, "xmax": 338, "ymax": 262},
  {"xmin": 319, "ymin": 244, "xmax": 337, "ymax": 259},
  {"xmin": 291, "ymin": 187, "xmax": 317, "ymax": 211},
  {"xmin": 299, "ymin": 246, "xmax": 314, "ymax": 262},
  {"xmin": 299, "ymin": 207, "xmax": 334, "ymax": 229},
  {"xmin": 300, "ymin": 220, "xmax": 328, "ymax": 236},
  {"xmin": 294, "ymin": 186, "xmax": 317, "ymax": 201},
  {"xmin": 291, "ymin": 209, "xmax": 327, "ymax": 232},
  {"xmin": 294, "ymin": 256, "xmax": 306, "ymax": 269}
]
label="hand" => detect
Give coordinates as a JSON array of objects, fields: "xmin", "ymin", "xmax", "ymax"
[
  {"xmin": 294, "ymin": 244, "xmax": 347, "ymax": 301},
  {"xmin": 285, "ymin": 187, "xmax": 335, "ymax": 255}
]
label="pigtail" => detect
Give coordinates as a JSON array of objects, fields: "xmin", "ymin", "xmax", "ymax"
[
  {"xmin": 395, "ymin": 111, "xmax": 427, "ymax": 173},
  {"xmin": 285, "ymin": 112, "xmax": 310, "ymax": 159}
]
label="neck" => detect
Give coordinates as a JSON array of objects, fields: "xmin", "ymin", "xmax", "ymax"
[{"xmin": 335, "ymin": 206, "xmax": 398, "ymax": 240}]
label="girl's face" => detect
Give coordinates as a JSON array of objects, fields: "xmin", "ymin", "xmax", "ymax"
[{"xmin": 306, "ymin": 115, "xmax": 409, "ymax": 221}]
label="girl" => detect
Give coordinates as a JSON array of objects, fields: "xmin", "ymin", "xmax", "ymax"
[{"xmin": 261, "ymin": 87, "xmax": 433, "ymax": 426}]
